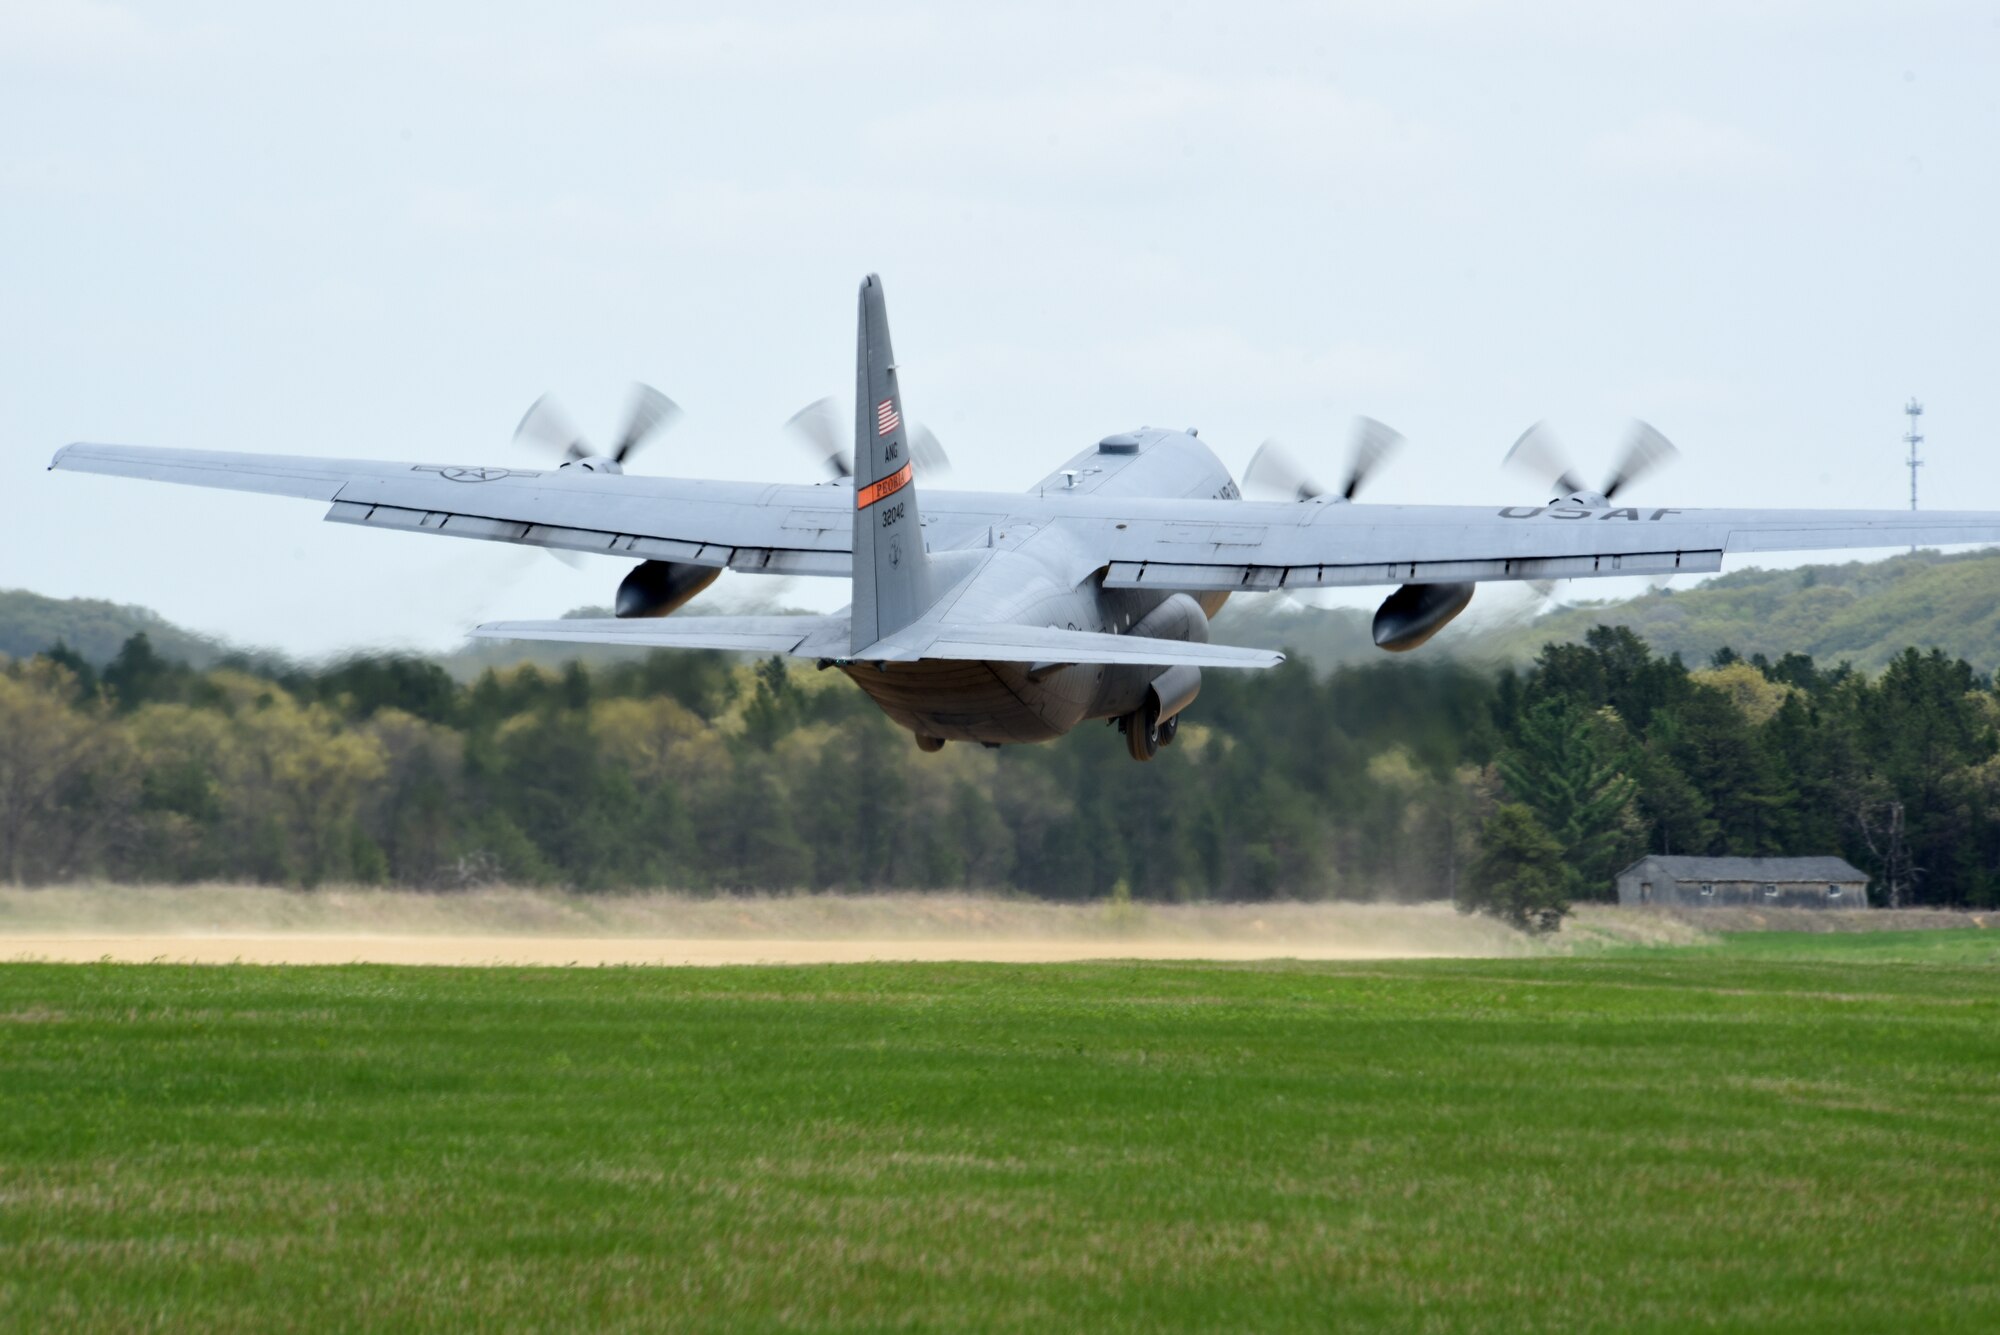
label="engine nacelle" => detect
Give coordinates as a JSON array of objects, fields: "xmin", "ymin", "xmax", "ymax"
[
  {"xmin": 1147, "ymin": 663, "xmax": 1202, "ymax": 724},
  {"xmin": 1129, "ymin": 593, "xmax": 1211, "ymax": 723},
  {"xmin": 1372, "ymin": 581, "xmax": 1475, "ymax": 652},
  {"xmin": 615, "ymin": 560, "xmax": 721, "ymax": 619},
  {"xmin": 1128, "ymin": 592, "xmax": 1212, "ymax": 647}
]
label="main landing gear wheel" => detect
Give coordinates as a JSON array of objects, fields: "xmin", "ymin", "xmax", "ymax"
[
  {"xmin": 1158, "ymin": 715, "xmax": 1180, "ymax": 746},
  {"xmin": 1123, "ymin": 702, "xmax": 1161, "ymax": 762},
  {"xmin": 914, "ymin": 733, "xmax": 946, "ymax": 753}
]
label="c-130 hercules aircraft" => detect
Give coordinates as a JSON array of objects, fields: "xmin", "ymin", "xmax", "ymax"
[{"xmin": 49, "ymin": 275, "xmax": 2000, "ymax": 759}]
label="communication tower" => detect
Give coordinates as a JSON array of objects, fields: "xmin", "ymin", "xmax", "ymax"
[{"xmin": 1904, "ymin": 397, "xmax": 1924, "ymax": 512}]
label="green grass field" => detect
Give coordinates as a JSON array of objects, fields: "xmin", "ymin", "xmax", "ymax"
[{"xmin": 4, "ymin": 932, "xmax": 1998, "ymax": 1332}]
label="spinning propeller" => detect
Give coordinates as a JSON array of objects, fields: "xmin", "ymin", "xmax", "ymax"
[
  {"xmin": 1503, "ymin": 419, "xmax": 1677, "ymax": 506},
  {"xmin": 513, "ymin": 382, "xmax": 682, "ymax": 474},
  {"xmin": 783, "ymin": 397, "xmax": 850, "ymax": 479},
  {"xmin": 1244, "ymin": 417, "xmax": 1403, "ymax": 503},
  {"xmin": 509, "ymin": 382, "xmax": 681, "ymax": 569},
  {"xmin": 783, "ymin": 396, "xmax": 951, "ymax": 482},
  {"xmin": 1502, "ymin": 419, "xmax": 1682, "ymax": 612}
]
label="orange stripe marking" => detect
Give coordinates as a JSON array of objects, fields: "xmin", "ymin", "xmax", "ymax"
[{"xmin": 855, "ymin": 462, "xmax": 913, "ymax": 509}]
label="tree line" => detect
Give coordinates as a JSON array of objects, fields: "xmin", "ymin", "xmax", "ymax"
[{"xmin": 4, "ymin": 625, "xmax": 1999, "ymax": 913}]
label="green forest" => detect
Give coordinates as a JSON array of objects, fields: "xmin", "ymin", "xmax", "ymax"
[{"xmin": 7, "ymin": 613, "xmax": 2000, "ymax": 911}]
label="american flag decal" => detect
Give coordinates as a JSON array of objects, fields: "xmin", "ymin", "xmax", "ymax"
[{"xmin": 875, "ymin": 398, "xmax": 901, "ymax": 437}]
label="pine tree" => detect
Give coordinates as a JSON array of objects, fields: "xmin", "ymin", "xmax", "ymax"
[
  {"xmin": 102, "ymin": 633, "xmax": 177, "ymax": 711},
  {"xmin": 1464, "ymin": 803, "xmax": 1568, "ymax": 932},
  {"xmin": 1495, "ymin": 699, "xmax": 1637, "ymax": 899}
]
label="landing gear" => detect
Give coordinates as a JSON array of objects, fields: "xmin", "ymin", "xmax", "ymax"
[
  {"xmin": 1158, "ymin": 715, "xmax": 1180, "ymax": 746},
  {"xmin": 1121, "ymin": 701, "xmax": 1161, "ymax": 762},
  {"xmin": 914, "ymin": 733, "xmax": 946, "ymax": 753}
]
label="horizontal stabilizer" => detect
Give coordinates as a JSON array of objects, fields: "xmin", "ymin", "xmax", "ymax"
[
  {"xmin": 472, "ymin": 616, "xmax": 846, "ymax": 656},
  {"xmin": 906, "ymin": 624, "xmax": 1282, "ymax": 669},
  {"xmin": 474, "ymin": 616, "xmax": 1279, "ymax": 669}
]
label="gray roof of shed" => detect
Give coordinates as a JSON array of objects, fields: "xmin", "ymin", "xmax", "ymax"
[{"xmin": 1619, "ymin": 855, "xmax": 1868, "ymax": 883}]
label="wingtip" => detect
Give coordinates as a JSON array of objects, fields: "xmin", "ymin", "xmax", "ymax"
[
  {"xmin": 468, "ymin": 622, "xmax": 555, "ymax": 639},
  {"xmin": 48, "ymin": 443, "xmax": 79, "ymax": 471}
]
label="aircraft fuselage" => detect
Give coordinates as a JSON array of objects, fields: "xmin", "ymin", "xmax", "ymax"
[{"xmin": 840, "ymin": 428, "xmax": 1234, "ymax": 746}]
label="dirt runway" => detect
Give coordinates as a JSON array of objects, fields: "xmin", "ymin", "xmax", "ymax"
[
  {"xmin": 0, "ymin": 934, "xmax": 1471, "ymax": 967},
  {"xmin": 0, "ymin": 889, "xmax": 1742, "ymax": 965}
]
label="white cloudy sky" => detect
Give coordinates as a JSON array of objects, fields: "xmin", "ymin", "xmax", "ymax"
[{"xmin": 4, "ymin": 0, "xmax": 1996, "ymax": 657}]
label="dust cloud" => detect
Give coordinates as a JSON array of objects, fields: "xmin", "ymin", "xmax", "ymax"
[{"xmin": 0, "ymin": 886, "xmax": 1585, "ymax": 967}]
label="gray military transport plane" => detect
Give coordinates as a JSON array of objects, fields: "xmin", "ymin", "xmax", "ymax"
[{"xmin": 48, "ymin": 275, "xmax": 2000, "ymax": 760}]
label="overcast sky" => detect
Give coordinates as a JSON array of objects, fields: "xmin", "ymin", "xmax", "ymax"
[{"xmin": 4, "ymin": 1, "xmax": 1996, "ymax": 657}]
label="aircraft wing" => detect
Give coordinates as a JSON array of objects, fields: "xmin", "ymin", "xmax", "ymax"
[
  {"xmin": 49, "ymin": 442, "xmax": 860, "ymax": 577},
  {"xmin": 54, "ymin": 442, "xmax": 2000, "ymax": 594},
  {"xmin": 1088, "ymin": 501, "xmax": 2000, "ymax": 591}
]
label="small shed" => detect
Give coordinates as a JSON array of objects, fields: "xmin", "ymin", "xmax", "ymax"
[{"xmin": 1615, "ymin": 856, "xmax": 1870, "ymax": 909}]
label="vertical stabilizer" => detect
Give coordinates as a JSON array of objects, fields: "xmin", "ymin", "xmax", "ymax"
[{"xmin": 849, "ymin": 274, "xmax": 933, "ymax": 653}]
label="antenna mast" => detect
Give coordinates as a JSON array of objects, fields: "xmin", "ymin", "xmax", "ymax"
[
  {"xmin": 1904, "ymin": 397, "xmax": 1924, "ymax": 512},
  {"xmin": 1904, "ymin": 398, "xmax": 1924, "ymax": 554}
]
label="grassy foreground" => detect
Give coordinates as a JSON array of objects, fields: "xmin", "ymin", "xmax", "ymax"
[{"xmin": 2, "ymin": 934, "xmax": 1998, "ymax": 1332}]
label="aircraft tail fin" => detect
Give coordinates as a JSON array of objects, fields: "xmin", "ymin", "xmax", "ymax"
[{"xmin": 849, "ymin": 274, "xmax": 935, "ymax": 654}]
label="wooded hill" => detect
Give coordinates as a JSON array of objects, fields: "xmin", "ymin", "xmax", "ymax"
[
  {"xmin": 0, "ymin": 589, "xmax": 233, "ymax": 669},
  {"xmin": 1467, "ymin": 548, "xmax": 2000, "ymax": 675},
  {"xmin": 1208, "ymin": 548, "xmax": 2000, "ymax": 674}
]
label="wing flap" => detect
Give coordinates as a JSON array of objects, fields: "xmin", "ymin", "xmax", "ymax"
[
  {"xmin": 322, "ymin": 499, "xmax": 849, "ymax": 575},
  {"xmin": 1106, "ymin": 548, "xmax": 1725, "ymax": 591}
]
